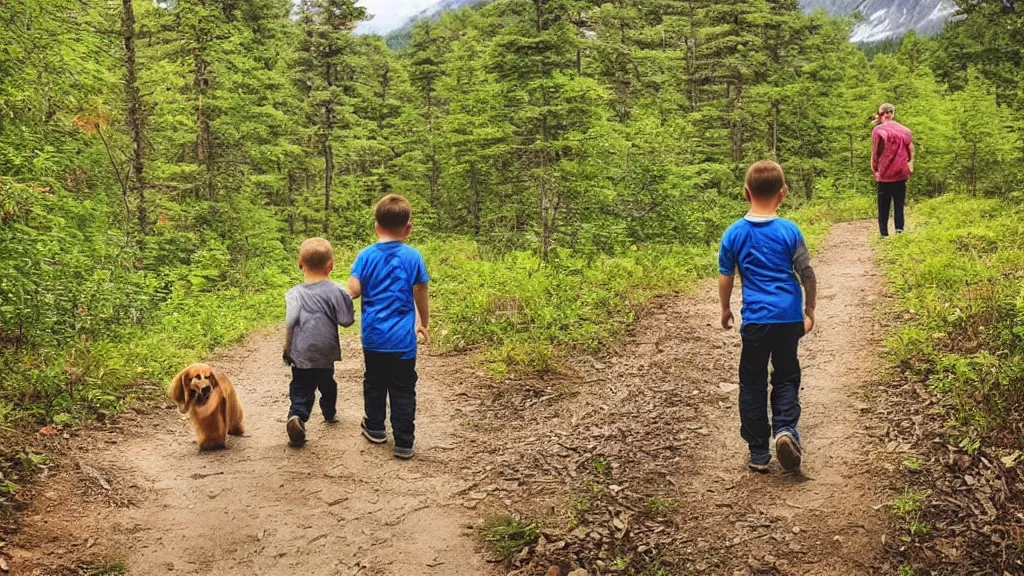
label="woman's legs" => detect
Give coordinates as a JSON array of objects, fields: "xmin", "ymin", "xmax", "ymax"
[
  {"xmin": 892, "ymin": 180, "xmax": 907, "ymax": 233},
  {"xmin": 877, "ymin": 181, "xmax": 893, "ymax": 237}
]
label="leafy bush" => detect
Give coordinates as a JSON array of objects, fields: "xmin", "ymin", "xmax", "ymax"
[{"xmin": 879, "ymin": 195, "xmax": 1024, "ymax": 449}]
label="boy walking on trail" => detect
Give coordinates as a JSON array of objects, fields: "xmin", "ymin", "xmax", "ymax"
[
  {"xmin": 346, "ymin": 194, "xmax": 430, "ymax": 460},
  {"xmin": 718, "ymin": 160, "xmax": 817, "ymax": 473},
  {"xmin": 283, "ymin": 237, "xmax": 356, "ymax": 447}
]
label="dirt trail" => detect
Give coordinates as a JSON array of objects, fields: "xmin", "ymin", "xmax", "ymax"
[
  {"xmin": 461, "ymin": 220, "xmax": 891, "ymax": 574},
  {"xmin": 6, "ymin": 221, "xmax": 891, "ymax": 575}
]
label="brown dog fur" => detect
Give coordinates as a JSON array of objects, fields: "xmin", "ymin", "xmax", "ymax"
[{"xmin": 169, "ymin": 363, "xmax": 244, "ymax": 450}]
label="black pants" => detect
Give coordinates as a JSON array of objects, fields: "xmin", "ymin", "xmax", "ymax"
[
  {"xmin": 288, "ymin": 367, "xmax": 337, "ymax": 422},
  {"xmin": 738, "ymin": 322, "xmax": 804, "ymax": 462},
  {"xmin": 877, "ymin": 180, "xmax": 907, "ymax": 236},
  {"xmin": 363, "ymin": 351, "xmax": 418, "ymax": 450}
]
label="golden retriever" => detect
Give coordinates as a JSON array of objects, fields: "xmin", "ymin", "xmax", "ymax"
[{"xmin": 169, "ymin": 363, "xmax": 244, "ymax": 450}]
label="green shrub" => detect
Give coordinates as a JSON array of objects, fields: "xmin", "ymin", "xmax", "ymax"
[{"xmin": 879, "ymin": 195, "xmax": 1024, "ymax": 447}]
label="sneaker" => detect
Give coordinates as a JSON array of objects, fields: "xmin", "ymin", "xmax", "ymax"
[
  {"xmin": 895, "ymin": 229, "xmax": 904, "ymax": 234},
  {"xmin": 360, "ymin": 418, "xmax": 387, "ymax": 445},
  {"xmin": 775, "ymin": 431, "xmax": 802, "ymax": 472},
  {"xmin": 323, "ymin": 414, "xmax": 339, "ymax": 424},
  {"xmin": 394, "ymin": 446, "xmax": 415, "ymax": 460},
  {"xmin": 748, "ymin": 456, "xmax": 770, "ymax": 474},
  {"xmin": 286, "ymin": 415, "xmax": 306, "ymax": 447}
]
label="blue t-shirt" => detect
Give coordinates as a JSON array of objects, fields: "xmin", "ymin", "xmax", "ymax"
[
  {"xmin": 718, "ymin": 216, "xmax": 806, "ymax": 326},
  {"xmin": 351, "ymin": 241, "xmax": 429, "ymax": 358}
]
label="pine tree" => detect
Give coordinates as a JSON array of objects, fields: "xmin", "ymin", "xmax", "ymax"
[{"xmin": 295, "ymin": 0, "xmax": 367, "ymax": 236}]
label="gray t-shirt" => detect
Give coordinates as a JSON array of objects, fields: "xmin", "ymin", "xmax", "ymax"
[{"xmin": 285, "ymin": 281, "xmax": 355, "ymax": 369}]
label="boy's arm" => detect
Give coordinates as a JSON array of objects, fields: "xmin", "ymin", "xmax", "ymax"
[
  {"xmin": 908, "ymin": 141, "xmax": 915, "ymax": 173},
  {"xmin": 413, "ymin": 283, "xmax": 430, "ymax": 343},
  {"xmin": 336, "ymin": 286, "xmax": 355, "ymax": 328},
  {"xmin": 793, "ymin": 242, "xmax": 817, "ymax": 334},
  {"xmin": 717, "ymin": 237, "xmax": 736, "ymax": 330},
  {"xmin": 718, "ymin": 274, "xmax": 735, "ymax": 329},
  {"xmin": 346, "ymin": 275, "xmax": 362, "ymax": 299},
  {"xmin": 283, "ymin": 292, "xmax": 299, "ymax": 365}
]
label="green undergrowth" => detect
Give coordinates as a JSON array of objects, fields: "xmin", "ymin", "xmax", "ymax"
[
  {"xmin": 878, "ymin": 194, "xmax": 1024, "ymax": 451},
  {"xmin": 424, "ymin": 191, "xmax": 873, "ymax": 378}
]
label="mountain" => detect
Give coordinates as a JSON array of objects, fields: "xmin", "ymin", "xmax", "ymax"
[
  {"xmin": 367, "ymin": 0, "xmax": 958, "ymax": 44},
  {"xmin": 356, "ymin": 0, "xmax": 485, "ymax": 36},
  {"xmin": 799, "ymin": 0, "xmax": 958, "ymax": 42}
]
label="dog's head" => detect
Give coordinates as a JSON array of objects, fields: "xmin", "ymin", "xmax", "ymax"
[{"xmin": 169, "ymin": 363, "xmax": 220, "ymax": 412}]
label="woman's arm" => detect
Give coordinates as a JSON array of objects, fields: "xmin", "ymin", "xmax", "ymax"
[{"xmin": 871, "ymin": 131, "xmax": 885, "ymax": 174}]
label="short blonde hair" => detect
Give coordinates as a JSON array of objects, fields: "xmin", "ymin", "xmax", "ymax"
[
  {"xmin": 299, "ymin": 237, "xmax": 333, "ymax": 272},
  {"xmin": 878, "ymin": 102, "xmax": 895, "ymax": 115},
  {"xmin": 745, "ymin": 160, "xmax": 786, "ymax": 199}
]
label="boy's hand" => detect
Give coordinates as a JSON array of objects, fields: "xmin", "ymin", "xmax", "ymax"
[
  {"xmin": 416, "ymin": 324, "xmax": 431, "ymax": 344},
  {"xmin": 908, "ymin": 160, "xmax": 914, "ymax": 174},
  {"xmin": 721, "ymin": 309, "xmax": 734, "ymax": 330},
  {"xmin": 283, "ymin": 350, "xmax": 293, "ymax": 366},
  {"xmin": 803, "ymin": 309, "xmax": 815, "ymax": 335}
]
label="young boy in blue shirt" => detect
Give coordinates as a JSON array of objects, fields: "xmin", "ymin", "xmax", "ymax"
[
  {"xmin": 718, "ymin": 160, "xmax": 817, "ymax": 473},
  {"xmin": 283, "ymin": 237, "xmax": 355, "ymax": 447},
  {"xmin": 346, "ymin": 194, "xmax": 430, "ymax": 460}
]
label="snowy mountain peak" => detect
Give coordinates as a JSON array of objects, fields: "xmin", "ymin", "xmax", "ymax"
[{"xmin": 799, "ymin": 0, "xmax": 958, "ymax": 42}]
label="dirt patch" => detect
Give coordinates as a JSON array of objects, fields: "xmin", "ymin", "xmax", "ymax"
[
  {"xmin": 4, "ymin": 330, "xmax": 501, "ymax": 576},
  {"xmin": 877, "ymin": 363, "xmax": 1024, "ymax": 574}
]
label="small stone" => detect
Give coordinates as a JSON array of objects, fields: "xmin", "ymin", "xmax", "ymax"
[
  {"xmin": 792, "ymin": 526, "xmax": 801, "ymax": 534},
  {"xmin": 0, "ymin": 557, "xmax": 9, "ymax": 572},
  {"xmin": 588, "ymin": 531, "xmax": 602, "ymax": 541},
  {"xmin": 545, "ymin": 567, "xmax": 562, "ymax": 576},
  {"xmin": 595, "ymin": 560, "xmax": 606, "ymax": 569},
  {"xmin": 567, "ymin": 570, "xmax": 589, "ymax": 576}
]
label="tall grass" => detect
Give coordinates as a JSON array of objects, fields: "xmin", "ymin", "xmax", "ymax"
[{"xmin": 878, "ymin": 195, "xmax": 1024, "ymax": 450}]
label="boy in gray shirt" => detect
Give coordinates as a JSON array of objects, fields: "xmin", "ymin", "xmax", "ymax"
[{"xmin": 283, "ymin": 237, "xmax": 355, "ymax": 447}]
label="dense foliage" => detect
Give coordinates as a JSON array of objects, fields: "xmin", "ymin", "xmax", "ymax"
[{"xmin": 0, "ymin": 1, "xmax": 1021, "ymax": 430}]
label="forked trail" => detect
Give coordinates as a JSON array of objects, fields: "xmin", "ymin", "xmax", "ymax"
[{"xmin": 7, "ymin": 221, "xmax": 890, "ymax": 575}]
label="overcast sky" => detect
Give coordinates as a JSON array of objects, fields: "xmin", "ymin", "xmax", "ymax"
[{"xmin": 355, "ymin": 0, "xmax": 437, "ymax": 34}]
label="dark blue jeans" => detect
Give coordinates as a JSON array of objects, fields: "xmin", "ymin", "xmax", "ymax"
[
  {"xmin": 363, "ymin": 351, "xmax": 417, "ymax": 450},
  {"xmin": 288, "ymin": 367, "xmax": 337, "ymax": 422},
  {"xmin": 877, "ymin": 180, "xmax": 906, "ymax": 236},
  {"xmin": 739, "ymin": 322, "xmax": 804, "ymax": 463}
]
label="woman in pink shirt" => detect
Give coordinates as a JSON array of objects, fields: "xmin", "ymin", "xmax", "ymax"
[{"xmin": 871, "ymin": 103, "xmax": 915, "ymax": 237}]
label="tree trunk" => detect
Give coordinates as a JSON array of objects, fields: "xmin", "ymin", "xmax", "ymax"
[
  {"xmin": 323, "ymin": 139, "xmax": 333, "ymax": 235},
  {"xmin": 121, "ymin": 0, "xmax": 147, "ymax": 235},
  {"xmin": 194, "ymin": 52, "xmax": 214, "ymax": 199},
  {"xmin": 849, "ymin": 133, "xmax": 855, "ymax": 172},
  {"xmin": 771, "ymin": 100, "xmax": 780, "ymax": 161},
  {"xmin": 730, "ymin": 81, "xmax": 744, "ymax": 164},
  {"xmin": 470, "ymin": 162, "xmax": 481, "ymax": 237},
  {"xmin": 970, "ymin": 142, "xmax": 977, "ymax": 195},
  {"xmin": 287, "ymin": 171, "xmax": 296, "ymax": 234}
]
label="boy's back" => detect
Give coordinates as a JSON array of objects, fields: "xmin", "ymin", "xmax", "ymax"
[
  {"xmin": 285, "ymin": 280, "xmax": 354, "ymax": 368},
  {"xmin": 717, "ymin": 161, "xmax": 815, "ymax": 474},
  {"xmin": 351, "ymin": 241, "xmax": 428, "ymax": 358},
  {"xmin": 719, "ymin": 217, "xmax": 807, "ymax": 325}
]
